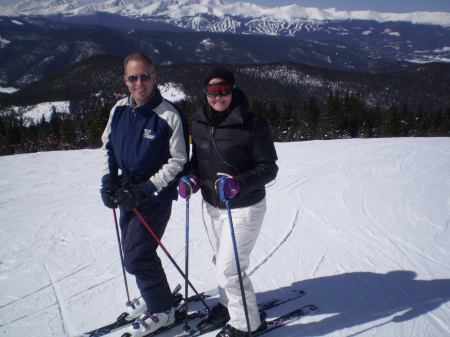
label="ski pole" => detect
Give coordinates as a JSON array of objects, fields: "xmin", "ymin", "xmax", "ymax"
[
  {"xmin": 113, "ymin": 209, "xmax": 133, "ymax": 308},
  {"xmin": 219, "ymin": 177, "xmax": 253, "ymax": 337},
  {"xmin": 132, "ymin": 208, "xmax": 210, "ymax": 313},
  {"xmin": 183, "ymin": 196, "xmax": 190, "ymax": 331}
]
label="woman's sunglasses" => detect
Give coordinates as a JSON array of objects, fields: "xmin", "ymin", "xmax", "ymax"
[
  {"xmin": 204, "ymin": 82, "xmax": 234, "ymax": 97},
  {"xmin": 127, "ymin": 73, "xmax": 153, "ymax": 83}
]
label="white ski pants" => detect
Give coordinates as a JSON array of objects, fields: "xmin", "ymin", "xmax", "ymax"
[{"xmin": 202, "ymin": 198, "xmax": 266, "ymax": 331}]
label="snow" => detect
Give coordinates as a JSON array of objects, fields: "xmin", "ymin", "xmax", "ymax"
[
  {"xmin": 1, "ymin": 137, "xmax": 450, "ymax": 337},
  {"xmin": 0, "ymin": 101, "xmax": 71, "ymax": 126},
  {"xmin": 16, "ymin": 101, "xmax": 71, "ymax": 124},
  {"xmin": 3, "ymin": 0, "xmax": 450, "ymax": 26},
  {"xmin": 0, "ymin": 86, "xmax": 186, "ymax": 125},
  {"xmin": 159, "ymin": 82, "xmax": 187, "ymax": 103},
  {"xmin": 434, "ymin": 46, "xmax": 450, "ymax": 53},
  {"xmin": 0, "ymin": 86, "xmax": 18, "ymax": 94},
  {"xmin": 382, "ymin": 29, "xmax": 401, "ymax": 37}
]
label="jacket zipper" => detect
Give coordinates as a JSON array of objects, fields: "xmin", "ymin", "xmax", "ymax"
[
  {"xmin": 210, "ymin": 126, "xmax": 220, "ymax": 206},
  {"xmin": 126, "ymin": 108, "xmax": 139, "ymax": 166}
]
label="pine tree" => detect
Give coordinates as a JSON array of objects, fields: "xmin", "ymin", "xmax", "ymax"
[
  {"xmin": 342, "ymin": 92, "xmax": 365, "ymax": 138},
  {"xmin": 381, "ymin": 104, "xmax": 401, "ymax": 137},
  {"xmin": 250, "ymin": 99, "xmax": 265, "ymax": 117},
  {"xmin": 25, "ymin": 120, "xmax": 40, "ymax": 153},
  {"xmin": 87, "ymin": 106, "xmax": 110, "ymax": 148},
  {"xmin": 430, "ymin": 107, "xmax": 443, "ymax": 136},
  {"xmin": 60, "ymin": 119, "xmax": 76, "ymax": 148},
  {"xmin": 178, "ymin": 99, "xmax": 198, "ymax": 124},
  {"xmin": 397, "ymin": 104, "xmax": 415, "ymax": 137},
  {"xmin": 265, "ymin": 103, "xmax": 279, "ymax": 139},
  {"xmin": 76, "ymin": 120, "xmax": 88, "ymax": 148},
  {"xmin": 1, "ymin": 117, "xmax": 14, "ymax": 155},
  {"xmin": 8, "ymin": 119, "xmax": 22, "ymax": 153},
  {"xmin": 412, "ymin": 107, "xmax": 433, "ymax": 137},
  {"xmin": 297, "ymin": 97, "xmax": 319, "ymax": 141},
  {"xmin": 37, "ymin": 115, "xmax": 52, "ymax": 151},
  {"xmin": 274, "ymin": 99, "xmax": 294, "ymax": 142},
  {"xmin": 315, "ymin": 91, "xmax": 343, "ymax": 140},
  {"xmin": 360, "ymin": 105, "xmax": 383, "ymax": 138},
  {"xmin": 49, "ymin": 110, "xmax": 62, "ymax": 143},
  {"xmin": 438, "ymin": 107, "xmax": 450, "ymax": 136},
  {"xmin": 0, "ymin": 117, "xmax": 5, "ymax": 137}
]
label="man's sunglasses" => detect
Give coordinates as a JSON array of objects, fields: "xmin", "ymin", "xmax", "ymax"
[
  {"xmin": 204, "ymin": 82, "xmax": 234, "ymax": 97},
  {"xmin": 127, "ymin": 73, "xmax": 153, "ymax": 83}
]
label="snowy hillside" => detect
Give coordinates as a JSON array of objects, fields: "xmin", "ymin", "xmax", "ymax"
[
  {"xmin": 1, "ymin": 138, "xmax": 450, "ymax": 337},
  {"xmin": 2, "ymin": 83, "xmax": 186, "ymax": 126}
]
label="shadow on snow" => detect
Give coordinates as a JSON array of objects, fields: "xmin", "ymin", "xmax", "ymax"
[{"xmin": 252, "ymin": 270, "xmax": 450, "ymax": 336}]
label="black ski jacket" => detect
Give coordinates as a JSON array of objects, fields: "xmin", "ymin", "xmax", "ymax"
[{"xmin": 191, "ymin": 88, "xmax": 278, "ymax": 209}]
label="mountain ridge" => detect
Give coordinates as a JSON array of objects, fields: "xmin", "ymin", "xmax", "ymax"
[
  {"xmin": 2, "ymin": 0, "xmax": 450, "ymax": 28},
  {"xmin": 2, "ymin": 54, "xmax": 449, "ymax": 113},
  {"xmin": 1, "ymin": 0, "xmax": 449, "ymax": 92},
  {"xmin": 1, "ymin": 14, "xmax": 449, "ymax": 90}
]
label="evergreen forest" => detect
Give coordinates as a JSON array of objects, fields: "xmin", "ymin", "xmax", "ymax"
[{"xmin": 0, "ymin": 57, "xmax": 449, "ymax": 156}]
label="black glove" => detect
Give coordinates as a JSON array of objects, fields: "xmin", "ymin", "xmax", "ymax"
[
  {"xmin": 113, "ymin": 184, "xmax": 151, "ymax": 211},
  {"xmin": 100, "ymin": 180, "xmax": 120, "ymax": 209}
]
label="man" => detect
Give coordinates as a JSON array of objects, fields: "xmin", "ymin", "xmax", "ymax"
[{"xmin": 100, "ymin": 53, "xmax": 189, "ymax": 337}]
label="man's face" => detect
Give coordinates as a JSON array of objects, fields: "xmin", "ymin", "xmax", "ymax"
[{"xmin": 124, "ymin": 60, "xmax": 157, "ymax": 106}]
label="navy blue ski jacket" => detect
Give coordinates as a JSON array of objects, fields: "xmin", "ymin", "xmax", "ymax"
[{"xmin": 101, "ymin": 86, "xmax": 190, "ymax": 202}]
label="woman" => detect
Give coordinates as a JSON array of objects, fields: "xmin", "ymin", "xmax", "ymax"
[{"xmin": 179, "ymin": 67, "xmax": 278, "ymax": 337}]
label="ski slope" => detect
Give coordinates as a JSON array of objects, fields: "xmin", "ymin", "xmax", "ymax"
[{"xmin": 1, "ymin": 137, "xmax": 449, "ymax": 337}]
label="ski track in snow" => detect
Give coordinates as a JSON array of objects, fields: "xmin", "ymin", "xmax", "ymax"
[
  {"xmin": 1, "ymin": 138, "xmax": 450, "ymax": 337},
  {"xmin": 44, "ymin": 263, "xmax": 68, "ymax": 335},
  {"xmin": 249, "ymin": 210, "xmax": 299, "ymax": 277}
]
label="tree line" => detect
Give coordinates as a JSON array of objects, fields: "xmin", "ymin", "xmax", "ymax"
[
  {"xmin": 253, "ymin": 91, "xmax": 450, "ymax": 142},
  {"xmin": 0, "ymin": 105, "xmax": 110, "ymax": 156},
  {"xmin": 1, "ymin": 91, "xmax": 449, "ymax": 156}
]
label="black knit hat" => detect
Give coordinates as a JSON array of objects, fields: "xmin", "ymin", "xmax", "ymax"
[{"xmin": 203, "ymin": 67, "xmax": 236, "ymax": 86}]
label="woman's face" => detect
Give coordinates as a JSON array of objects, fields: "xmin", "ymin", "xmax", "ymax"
[{"xmin": 206, "ymin": 77, "xmax": 233, "ymax": 112}]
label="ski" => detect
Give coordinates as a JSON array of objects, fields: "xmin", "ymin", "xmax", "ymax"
[
  {"xmin": 172, "ymin": 289, "xmax": 307, "ymax": 337},
  {"xmin": 72, "ymin": 284, "xmax": 210, "ymax": 337},
  {"xmin": 176, "ymin": 304, "xmax": 318, "ymax": 337},
  {"xmin": 252, "ymin": 304, "xmax": 318, "ymax": 336},
  {"xmin": 187, "ymin": 289, "xmax": 306, "ymax": 336},
  {"xmin": 123, "ymin": 289, "xmax": 306, "ymax": 337},
  {"xmin": 122, "ymin": 289, "xmax": 306, "ymax": 337},
  {"xmin": 121, "ymin": 307, "xmax": 210, "ymax": 337},
  {"xmin": 257, "ymin": 289, "xmax": 305, "ymax": 311},
  {"xmin": 74, "ymin": 288, "xmax": 306, "ymax": 337}
]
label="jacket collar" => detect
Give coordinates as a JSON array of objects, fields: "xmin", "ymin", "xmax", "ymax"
[
  {"xmin": 196, "ymin": 87, "xmax": 249, "ymax": 127},
  {"xmin": 128, "ymin": 85, "xmax": 163, "ymax": 112}
]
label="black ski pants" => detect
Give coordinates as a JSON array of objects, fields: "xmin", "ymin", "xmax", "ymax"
[{"xmin": 119, "ymin": 201, "xmax": 173, "ymax": 313}]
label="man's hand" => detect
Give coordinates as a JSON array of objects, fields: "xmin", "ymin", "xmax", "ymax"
[
  {"xmin": 114, "ymin": 184, "xmax": 151, "ymax": 211},
  {"xmin": 100, "ymin": 180, "xmax": 119, "ymax": 209}
]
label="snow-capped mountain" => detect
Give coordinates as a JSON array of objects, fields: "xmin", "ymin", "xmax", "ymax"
[
  {"xmin": 2, "ymin": 0, "xmax": 450, "ymax": 34},
  {"xmin": 1, "ymin": 0, "xmax": 449, "ymax": 89}
]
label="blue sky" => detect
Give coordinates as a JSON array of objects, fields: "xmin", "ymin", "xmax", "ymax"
[{"xmin": 1, "ymin": 0, "xmax": 449, "ymax": 12}]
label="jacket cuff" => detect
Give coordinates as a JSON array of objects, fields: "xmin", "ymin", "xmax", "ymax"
[
  {"xmin": 102, "ymin": 173, "xmax": 120, "ymax": 186},
  {"xmin": 143, "ymin": 180, "xmax": 157, "ymax": 198},
  {"xmin": 102, "ymin": 174, "xmax": 111, "ymax": 185}
]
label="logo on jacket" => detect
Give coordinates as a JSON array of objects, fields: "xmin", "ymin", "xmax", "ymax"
[{"xmin": 143, "ymin": 129, "xmax": 155, "ymax": 139}]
